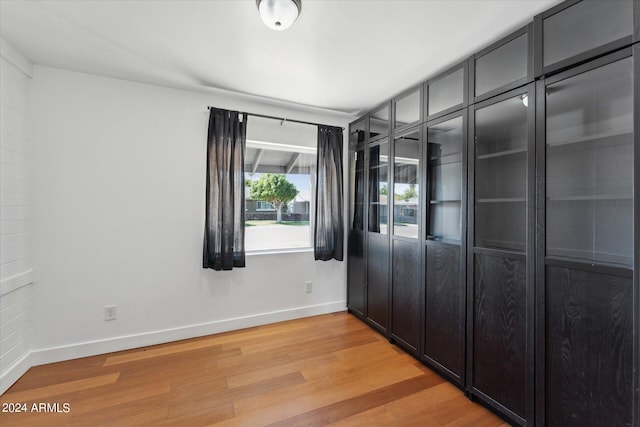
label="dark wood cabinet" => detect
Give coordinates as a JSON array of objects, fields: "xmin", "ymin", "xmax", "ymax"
[
  {"xmin": 366, "ymin": 233, "xmax": 388, "ymax": 332},
  {"xmin": 347, "ymin": 2, "xmax": 638, "ymax": 426},
  {"xmin": 470, "ymin": 24, "xmax": 533, "ymax": 104},
  {"xmin": 391, "ymin": 238, "xmax": 420, "ymax": 352},
  {"xmin": 544, "ymin": 264, "xmax": 633, "ymax": 427},
  {"xmin": 472, "ymin": 251, "xmax": 527, "ymax": 418},
  {"xmin": 346, "ymin": 230, "xmax": 365, "ymax": 317},
  {"xmin": 425, "ymin": 61, "xmax": 468, "ymax": 121},
  {"xmin": 366, "ymin": 139, "xmax": 390, "ymax": 332},
  {"xmin": 390, "ymin": 127, "xmax": 421, "ymax": 353},
  {"xmin": 394, "ymin": 86, "xmax": 422, "ymax": 131},
  {"xmin": 534, "ymin": 0, "xmax": 635, "ymax": 78},
  {"xmin": 423, "ymin": 112, "xmax": 467, "ymax": 385},
  {"xmin": 347, "ymin": 147, "xmax": 366, "ymax": 317},
  {"xmin": 468, "ymin": 84, "xmax": 535, "ymax": 425},
  {"xmin": 535, "ymin": 48, "xmax": 636, "ymax": 427},
  {"xmin": 370, "ymin": 102, "xmax": 390, "ymax": 141}
]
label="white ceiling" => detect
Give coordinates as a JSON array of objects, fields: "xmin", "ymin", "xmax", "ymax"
[{"xmin": 0, "ymin": 0, "xmax": 559, "ymax": 117}]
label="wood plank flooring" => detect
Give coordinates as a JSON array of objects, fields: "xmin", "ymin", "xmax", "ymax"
[{"xmin": 1, "ymin": 312, "xmax": 509, "ymax": 426}]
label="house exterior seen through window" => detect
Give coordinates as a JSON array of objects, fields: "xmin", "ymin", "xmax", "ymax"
[{"xmin": 244, "ymin": 140, "xmax": 316, "ymax": 252}]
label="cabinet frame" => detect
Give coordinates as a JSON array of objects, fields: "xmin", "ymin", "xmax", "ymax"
[
  {"xmin": 421, "ymin": 109, "xmax": 468, "ymax": 388},
  {"xmin": 634, "ymin": 41, "xmax": 640, "ymax": 427},
  {"xmin": 389, "ymin": 124, "xmax": 423, "ymax": 355},
  {"xmin": 535, "ymin": 45, "xmax": 639, "ymax": 427},
  {"xmin": 369, "ymin": 100, "xmax": 392, "ymax": 143},
  {"xmin": 533, "ymin": 0, "xmax": 637, "ymax": 79},
  {"xmin": 393, "ymin": 84, "xmax": 424, "ymax": 134},
  {"xmin": 424, "ymin": 60, "xmax": 469, "ymax": 122},
  {"xmin": 466, "ymin": 83, "xmax": 536, "ymax": 426},
  {"xmin": 346, "ymin": 3, "xmax": 639, "ymax": 425},
  {"xmin": 469, "ymin": 23, "xmax": 534, "ymax": 105},
  {"xmin": 347, "ymin": 142, "xmax": 367, "ymax": 320},
  {"xmin": 365, "ymin": 137, "xmax": 392, "ymax": 336}
]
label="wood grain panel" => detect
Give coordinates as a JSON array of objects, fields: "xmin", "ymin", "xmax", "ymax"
[
  {"xmin": 545, "ymin": 265, "xmax": 633, "ymax": 427},
  {"xmin": 473, "ymin": 253, "xmax": 526, "ymax": 418},
  {"xmin": 367, "ymin": 232, "xmax": 389, "ymax": 330},
  {"xmin": 391, "ymin": 239, "xmax": 420, "ymax": 351},
  {"xmin": 424, "ymin": 243, "xmax": 464, "ymax": 380},
  {"xmin": 347, "ymin": 230, "xmax": 365, "ymax": 315}
]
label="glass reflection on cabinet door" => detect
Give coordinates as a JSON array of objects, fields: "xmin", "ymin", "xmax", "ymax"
[
  {"xmin": 545, "ymin": 57, "xmax": 633, "ymax": 266},
  {"xmin": 368, "ymin": 142, "xmax": 389, "ymax": 234},
  {"xmin": 474, "ymin": 95, "xmax": 528, "ymax": 251},
  {"xmin": 427, "ymin": 116, "xmax": 463, "ymax": 244},
  {"xmin": 350, "ymin": 149, "xmax": 365, "ymax": 231},
  {"xmin": 393, "ymin": 130, "xmax": 420, "ymax": 239}
]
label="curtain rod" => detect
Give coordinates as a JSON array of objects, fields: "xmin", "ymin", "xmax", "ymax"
[{"xmin": 207, "ymin": 106, "xmax": 344, "ymax": 130}]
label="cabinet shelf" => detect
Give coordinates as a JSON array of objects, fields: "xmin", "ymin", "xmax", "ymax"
[
  {"xmin": 476, "ymin": 147, "xmax": 526, "ymax": 160},
  {"xmin": 476, "ymin": 197, "xmax": 526, "ymax": 203},
  {"xmin": 547, "ymin": 194, "xmax": 632, "ymax": 201},
  {"xmin": 476, "ymin": 240, "xmax": 526, "ymax": 252},
  {"xmin": 430, "ymin": 199, "xmax": 462, "ymax": 204},
  {"xmin": 429, "ymin": 153, "xmax": 462, "ymax": 165},
  {"xmin": 427, "ymin": 236, "xmax": 462, "ymax": 245},
  {"xmin": 546, "ymin": 248, "xmax": 632, "ymax": 268},
  {"xmin": 547, "ymin": 115, "xmax": 632, "ymax": 148}
]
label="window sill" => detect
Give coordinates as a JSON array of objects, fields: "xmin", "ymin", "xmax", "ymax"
[{"xmin": 246, "ymin": 247, "xmax": 314, "ymax": 256}]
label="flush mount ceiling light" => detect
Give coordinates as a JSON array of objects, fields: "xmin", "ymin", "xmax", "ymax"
[{"xmin": 256, "ymin": 0, "xmax": 302, "ymax": 31}]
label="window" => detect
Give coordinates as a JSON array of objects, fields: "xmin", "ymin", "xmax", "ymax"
[
  {"xmin": 256, "ymin": 201, "xmax": 275, "ymax": 211},
  {"xmin": 244, "ymin": 139, "xmax": 316, "ymax": 252}
]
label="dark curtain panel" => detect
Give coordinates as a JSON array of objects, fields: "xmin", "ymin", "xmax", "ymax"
[
  {"xmin": 203, "ymin": 108, "xmax": 247, "ymax": 271},
  {"xmin": 368, "ymin": 145, "xmax": 380, "ymax": 233},
  {"xmin": 314, "ymin": 125, "xmax": 344, "ymax": 261},
  {"xmin": 352, "ymin": 151, "xmax": 364, "ymax": 230}
]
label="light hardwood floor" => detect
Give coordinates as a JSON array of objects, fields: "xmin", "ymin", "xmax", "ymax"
[{"xmin": 1, "ymin": 312, "xmax": 509, "ymax": 426}]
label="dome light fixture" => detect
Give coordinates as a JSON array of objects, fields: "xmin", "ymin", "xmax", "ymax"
[{"xmin": 256, "ymin": 0, "xmax": 302, "ymax": 31}]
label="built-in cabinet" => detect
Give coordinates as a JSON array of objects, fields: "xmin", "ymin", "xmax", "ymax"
[
  {"xmin": 468, "ymin": 83, "xmax": 535, "ymax": 424},
  {"xmin": 423, "ymin": 111, "xmax": 467, "ymax": 386},
  {"xmin": 346, "ymin": 1, "xmax": 638, "ymax": 426},
  {"xmin": 367, "ymin": 137, "xmax": 389, "ymax": 333},
  {"xmin": 536, "ymin": 48, "xmax": 636, "ymax": 427},
  {"xmin": 390, "ymin": 125, "xmax": 421, "ymax": 353},
  {"xmin": 347, "ymin": 120, "xmax": 366, "ymax": 318}
]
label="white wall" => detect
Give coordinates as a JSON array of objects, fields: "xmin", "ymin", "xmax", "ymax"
[
  {"xmin": 28, "ymin": 66, "xmax": 350, "ymax": 365},
  {"xmin": 0, "ymin": 38, "xmax": 34, "ymax": 393}
]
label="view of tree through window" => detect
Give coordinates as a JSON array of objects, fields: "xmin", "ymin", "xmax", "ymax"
[{"xmin": 244, "ymin": 140, "xmax": 316, "ymax": 252}]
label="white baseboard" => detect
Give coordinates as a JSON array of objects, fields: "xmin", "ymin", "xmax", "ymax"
[
  {"xmin": 0, "ymin": 351, "xmax": 33, "ymax": 395},
  {"xmin": 28, "ymin": 300, "xmax": 346, "ymax": 369}
]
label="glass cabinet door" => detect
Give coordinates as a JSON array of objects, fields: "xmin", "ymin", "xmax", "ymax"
[
  {"xmin": 545, "ymin": 56, "xmax": 633, "ymax": 266},
  {"xmin": 394, "ymin": 88, "xmax": 421, "ymax": 129},
  {"xmin": 427, "ymin": 67, "xmax": 464, "ymax": 119},
  {"xmin": 349, "ymin": 149, "xmax": 365, "ymax": 231},
  {"xmin": 393, "ymin": 130, "xmax": 420, "ymax": 239},
  {"xmin": 541, "ymin": 0, "xmax": 632, "ymax": 71},
  {"xmin": 370, "ymin": 105, "xmax": 390, "ymax": 140},
  {"xmin": 474, "ymin": 31, "xmax": 528, "ymax": 99},
  {"xmin": 474, "ymin": 94, "xmax": 528, "ymax": 252},
  {"xmin": 427, "ymin": 116, "xmax": 463, "ymax": 244},
  {"xmin": 368, "ymin": 141, "xmax": 389, "ymax": 234}
]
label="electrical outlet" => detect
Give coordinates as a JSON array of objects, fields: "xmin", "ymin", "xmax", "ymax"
[
  {"xmin": 305, "ymin": 281, "xmax": 312, "ymax": 293},
  {"xmin": 104, "ymin": 305, "xmax": 117, "ymax": 321}
]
